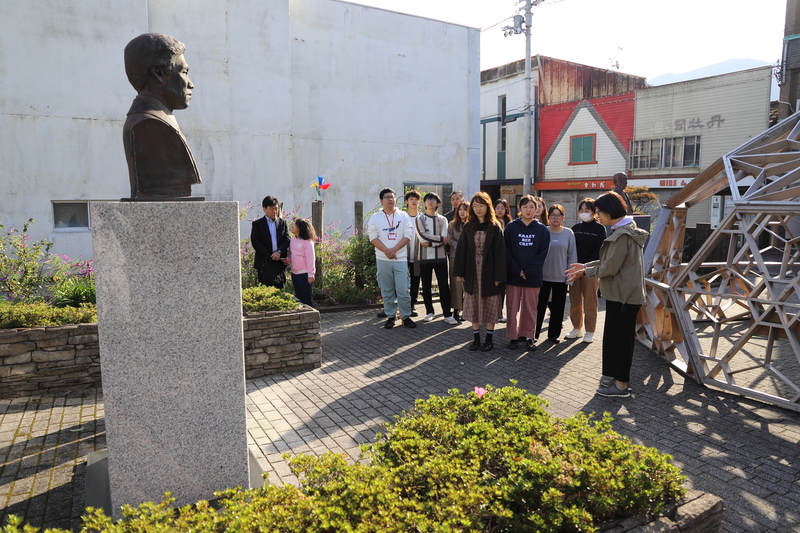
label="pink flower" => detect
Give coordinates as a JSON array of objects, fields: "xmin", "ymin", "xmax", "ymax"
[{"xmin": 474, "ymin": 387, "xmax": 487, "ymax": 399}]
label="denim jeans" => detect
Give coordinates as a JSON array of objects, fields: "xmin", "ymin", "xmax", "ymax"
[{"xmin": 377, "ymin": 259, "xmax": 412, "ymax": 319}]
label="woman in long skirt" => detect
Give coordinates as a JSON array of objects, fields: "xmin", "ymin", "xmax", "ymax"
[{"xmin": 453, "ymin": 192, "xmax": 506, "ymax": 352}]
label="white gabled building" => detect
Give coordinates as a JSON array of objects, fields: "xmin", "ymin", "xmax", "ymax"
[{"xmin": 0, "ymin": 0, "xmax": 480, "ymax": 259}]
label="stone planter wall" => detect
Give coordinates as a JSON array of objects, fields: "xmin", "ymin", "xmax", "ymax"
[
  {"xmin": 243, "ymin": 307, "xmax": 322, "ymax": 379},
  {"xmin": 0, "ymin": 324, "xmax": 101, "ymax": 398},
  {"xmin": 0, "ymin": 306, "xmax": 322, "ymax": 398},
  {"xmin": 600, "ymin": 490, "xmax": 724, "ymax": 533}
]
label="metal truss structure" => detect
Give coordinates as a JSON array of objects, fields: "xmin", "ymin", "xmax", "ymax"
[{"xmin": 640, "ymin": 112, "xmax": 800, "ymax": 412}]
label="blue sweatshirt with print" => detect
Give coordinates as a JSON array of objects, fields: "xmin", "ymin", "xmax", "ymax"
[{"xmin": 504, "ymin": 218, "xmax": 550, "ymax": 288}]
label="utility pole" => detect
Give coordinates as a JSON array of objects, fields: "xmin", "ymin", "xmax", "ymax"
[{"xmin": 504, "ymin": 0, "xmax": 543, "ymax": 197}]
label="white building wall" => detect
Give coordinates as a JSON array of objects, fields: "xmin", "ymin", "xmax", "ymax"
[
  {"xmin": 0, "ymin": 0, "xmax": 479, "ymax": 259},
  {"xmin": 634, "ymin": 67, "xmax": 772, "ymax": 172},
  {"xmin": 479, "ymin": 70, "xmax": 538, "ymax": 183}
]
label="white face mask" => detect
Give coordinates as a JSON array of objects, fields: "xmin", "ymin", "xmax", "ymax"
[{"xmin": 579, "ymin": 212, "xmax": 593, "ymax": 222}]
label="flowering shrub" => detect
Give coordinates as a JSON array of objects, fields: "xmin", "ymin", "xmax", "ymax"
[
  {"xmin": 312, "ymin": 227, "xmax": 379, "ymax": 306},
  {"xmin": 4, "ymin": 386, "xmax": 686, "ymax": 532},
  {"xmin": 0, "ymin": 219, "xmax": 55, "ymax": 302}
]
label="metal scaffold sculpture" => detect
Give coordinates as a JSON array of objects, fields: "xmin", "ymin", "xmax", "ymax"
[{"xmin": 640, "ymin": 112, "xmax": 800, "ymax": 412}]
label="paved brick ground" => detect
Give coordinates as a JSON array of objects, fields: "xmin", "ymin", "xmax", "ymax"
[{"xmin": 3, "ymin": 305, "xmax": 800, "ymax": 531}]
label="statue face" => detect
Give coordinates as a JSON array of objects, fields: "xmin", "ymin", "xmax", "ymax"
[{"xmin": 160, "ymin": 55, "xmax": 193, "ymax": 111}]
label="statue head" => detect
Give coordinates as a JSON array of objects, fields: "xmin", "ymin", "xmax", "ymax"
[
  {"xmin": 612, "ymin": 171, "xmax": 628, "ymax": 190},
  {"xmin": 124, "ymin": 33, "xmax": 193, "ymax": 112}
]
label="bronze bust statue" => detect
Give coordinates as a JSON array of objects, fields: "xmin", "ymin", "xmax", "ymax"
[{"xmin": 123, "ymin": 33, "xmax": 201, "ymax": 199}]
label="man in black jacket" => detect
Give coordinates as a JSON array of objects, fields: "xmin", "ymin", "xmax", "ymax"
[{"xmin": 251, "ymin": 196, "xmax": 291, "ymax": 288}]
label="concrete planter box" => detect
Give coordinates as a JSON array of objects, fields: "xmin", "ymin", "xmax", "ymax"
[
  {"xmin": 0, "ymin": 306, "xmax": 322, "ymax": 398},
  {"xmin": 599, "ymin": 490, "xmax": 724, "ymax": 533}
]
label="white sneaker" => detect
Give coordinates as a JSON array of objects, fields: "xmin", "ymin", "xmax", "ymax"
[
  {"xmin": 423, "ymin": 313, "xmax": 435, "ymax": 322},
  {"xmin": 565, "ymin": 328, "xmax": 582, "ymax": 339},
  {"xmin": 582, "ymin": 332, "xmax": 594, "ymax": 343},
  {"xmin": 444, "ymin": 316, "xmax": 458, "ymax": 325}
]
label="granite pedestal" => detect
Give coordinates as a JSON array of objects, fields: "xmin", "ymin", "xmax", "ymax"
[{"xmin": 89, "ymin": 201, "xmax": 251, "ymax": 518}]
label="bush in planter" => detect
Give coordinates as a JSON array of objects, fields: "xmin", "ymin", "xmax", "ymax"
[
  {"xmin": 0, "ymin": 302, "xmax": 97, "ymax": 329},
  {"xmin": 241, "ymin": 285, "xmax": 301, "ymax": 313},
  {"xmin": 2, "ymin": 385, "xmax": 685, "ymax": 532}
]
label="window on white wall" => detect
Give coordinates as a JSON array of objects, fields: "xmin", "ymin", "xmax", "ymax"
[
  {"xmin": 498, "ymin": 95, "xmax": 507, "ymax": 152},
  {"xmin": 402, "ymin": 183, "xmax": 453, "ymax": 213},
  {"xmin": 53, "ymin": 202, "xmax": 90, "ymax": 230},
  {"xmin": 632, "ymin": 136, "xmax": 701, "ymax": 170},
  {"xmin": 569, "ymin": 134, "xmax": 596, "ymax": 165}
]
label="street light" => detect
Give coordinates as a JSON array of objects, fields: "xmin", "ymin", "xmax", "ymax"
[{"xmin": 503, "ymin": 0, "xmax": 543, "ymax": 197}]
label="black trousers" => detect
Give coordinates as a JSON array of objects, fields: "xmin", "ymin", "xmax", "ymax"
[
  {"xmin": 408, "ymin": 262, "xmax": 421, "ymax": 305},
  {"xmin": 419, "ymin": 261, "xmax": 452, "ymax": 317},
  {"xmin": 535, "ymin": 281, "xmax": 568, "ymax": 340},
  {"xmin": 291, "ymin": 272, "xmax": 313, "ymax": 307},
  {"xmin": 602, "ymin": 300, "xmax": 641, "ymax": 383}
]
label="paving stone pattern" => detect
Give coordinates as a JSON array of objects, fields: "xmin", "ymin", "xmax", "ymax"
[{"xmin": 3, "ymin": 304, "xmax": 800, "ymax": 531}]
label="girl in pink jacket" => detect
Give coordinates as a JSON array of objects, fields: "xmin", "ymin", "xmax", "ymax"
[{"xmin": 286, "ymin": 218, "xmax": 317, "ymax": 306}]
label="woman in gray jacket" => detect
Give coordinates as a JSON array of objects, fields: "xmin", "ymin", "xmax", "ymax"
[{"xmin": 565, "ymin": 192, "xmax": 648, "ymax": 398}]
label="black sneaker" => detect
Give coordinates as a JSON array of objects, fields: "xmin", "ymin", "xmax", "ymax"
[
  {"xmin": 377, "ymin": 310, "xmax": 387, "ymax": 318},
  {"xmin": 526, "ymin": 339, "xmax": 536, "ymax": 351},
  {"xmin": 508, "ymin": 340, "xmax": 518, "ymax": 350},
  {"xmin": 480, "ymin": 339, "xmax": 493, "ymax": 352},
  {"xmin": 403, "ymin": 317, "xmax": 417, "ymax": 328},
  {"xmin": 546, "ymin": 337, "xmax": 560, "ymax": 344},
  {"xmin": 384, "ymin": 318, "xmax": 395, "ymax": 329},
  {"xmin": 410, "ymin": 310, "xmax": 419, "ymax": 317},
  {"xmin": 468, "ymin": 339, "xmax": 481, "ymax": 351}
]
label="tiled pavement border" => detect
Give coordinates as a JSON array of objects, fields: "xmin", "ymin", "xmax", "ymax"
[{"xmin": 3, "ymin": 306, "xmax": 800, "ymax": 532}]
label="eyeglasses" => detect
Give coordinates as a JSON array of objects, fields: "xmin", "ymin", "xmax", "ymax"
[{"xmin": 549, "ymin": 213, "xmax": 564, "ymax": 218}]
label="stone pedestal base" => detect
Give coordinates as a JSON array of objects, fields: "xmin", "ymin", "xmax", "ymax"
[{"xmin": 90, "ymin": 201, "xmax": 250, "ymax": 518}]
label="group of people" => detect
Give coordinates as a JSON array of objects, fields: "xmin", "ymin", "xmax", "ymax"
[
  {"xmin": 364, "ymin": 177, "xmax": 647, "ymax": 398},
  {"xmin": 250, "ymin": 171, "xmax": 647, "ymax": 399},
  {"xmin": 250, "ymin": 195, "xmax": 317, "ymax": 307}
]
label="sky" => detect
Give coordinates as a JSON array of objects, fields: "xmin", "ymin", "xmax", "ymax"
[{"xmin": 349, "ymin": 0, "xmax": 787, "ymax": 82}]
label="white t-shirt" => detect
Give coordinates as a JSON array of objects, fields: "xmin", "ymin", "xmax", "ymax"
[{"xmin": 367, "ymin": 208, "xmax": 414, "ymax": 262}]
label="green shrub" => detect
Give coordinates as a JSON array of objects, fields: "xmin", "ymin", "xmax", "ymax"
[
  {"xmin": 370, "ymin": 384, "xmax": 686, "ymax": 531},
  {"xmin": 51, "ymin": 276, "xmax": 96, "ymax": 307},
  {"xmin": 241, "ymin": 285, "xmax": 300, "ymax": 313},
  {"xmin": 2, "ymin": 386, "xmax": 686, "ymax": 533},
  {"xmin": 0, "ymin": 302, "xmax": 97, "ymax": 329}
]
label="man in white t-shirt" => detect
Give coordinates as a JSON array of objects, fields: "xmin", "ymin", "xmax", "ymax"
[{"xmin": 367, "ymin": 188, "xmax": 417, "ymax": 329}]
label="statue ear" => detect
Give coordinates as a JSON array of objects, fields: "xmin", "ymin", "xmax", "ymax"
[{"xmin": 151, "ymin": 65, "xmax": 166, "ymax": 85}]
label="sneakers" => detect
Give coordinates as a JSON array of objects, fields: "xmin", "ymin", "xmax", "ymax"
[
  {"xmin": 377, "ymin": 310, "xmax": 387, "ymax": 318},
  {"xmin": 410, "ymin": 311, "xmax": 419, "ymax": 317},
  {"xmin": 468, "ymin": 338, "xmax": 481, "ymax": 351},
  {"xmin": 384, "ymin": 318, "xmax": 395, "ymax": 329},
  {"xmin": 599, "ymin": 375, "xmax": 615, "ymax": 388},
  {"xmin": 582, "ymin": 332, "xmax": 594, "ymax": 343},
  {"xmin": 596, "ymin": 384, "xmax": 630, "ymax": 398},
  {"xmin": 480, "ymin": 339, "xmax": 493, "ymax": 351},
  {"xmin": 600, "ymin": 376, "xmax": 631, "ymax": 391},
  {"xmin": 525, "ymin": 338, "xmax": 536, "ymax": 351},
  {"xmin": 444, "ymin": 316, "xmax": 459, "ymax": 325},
  {"xmin": 403, "ymin": 317, "xmax": 417, "ymax": 328},
  {"xmin": 546, "ymin": 337, "xmax": 560, "ymax": 344},
  {"xmin": 498, "ymin": 316, "xmax": 507, "ymax": 323},
  {"xmin": 423, "ymin": 313, "xmax": 435, "ymax": 322},
  {"xmin": 565, "ymin": 328, "xmax": 582, "ymax": 339},
  {"xmin": 508, "ymin": 339, "xmax": 518, "ymax": 349}
]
